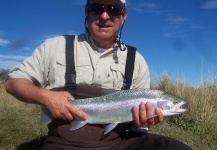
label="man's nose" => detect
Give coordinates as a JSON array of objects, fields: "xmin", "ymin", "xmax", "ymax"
[{"xmin": 100, "ymin": 11, "xmax": 110, "ymax": 20}]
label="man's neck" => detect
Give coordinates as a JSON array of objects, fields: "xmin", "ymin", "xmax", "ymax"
[{"xmin": 93, "ymin": 39, "xmax": 115, "ymax": 49}]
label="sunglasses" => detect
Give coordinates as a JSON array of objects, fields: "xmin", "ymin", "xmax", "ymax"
[{"xmin": 87, "ymin": 3, "xmax": 124, "ymax": 16}]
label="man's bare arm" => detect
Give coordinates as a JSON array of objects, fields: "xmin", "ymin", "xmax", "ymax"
[{"xmin": 5, "ymin": 78, "xmax": 87, "ymax": 121}]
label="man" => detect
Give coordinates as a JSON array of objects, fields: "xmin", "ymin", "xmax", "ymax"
[{"xmin": 5, "ymin": 0, "xmax": 192, "ymax": 149}]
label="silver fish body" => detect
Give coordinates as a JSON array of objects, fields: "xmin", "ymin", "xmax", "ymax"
[{"xmin": 41, "ymin": 89, "xmax": 188, "ymax": 134}]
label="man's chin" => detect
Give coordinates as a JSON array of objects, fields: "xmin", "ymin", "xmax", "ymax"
[{"xmin": 95, "ymin": 33, "xmax": 113, "ymax": 40}]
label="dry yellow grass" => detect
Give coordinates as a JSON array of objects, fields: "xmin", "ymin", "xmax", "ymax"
[{"xmin": 151, "ymin": 74, "xmax": 217, "ymax": 150}]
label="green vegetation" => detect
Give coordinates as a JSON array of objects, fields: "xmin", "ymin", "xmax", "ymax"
[
  {"xmin": 0, "ymin": 74, "xmax": 216, "ymax": 150},
  {"xmin": 0, "ymin": 69, "xmax": 10, "ymax": 81}
]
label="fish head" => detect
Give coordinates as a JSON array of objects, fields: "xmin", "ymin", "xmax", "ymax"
[{"xmin": 157, "ymin": 92, "xmax": 188, "ymax": 115}]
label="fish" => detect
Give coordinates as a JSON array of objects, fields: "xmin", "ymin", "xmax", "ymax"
[{"xmin": 40, "ymin": 89, "xmax": 188, "ymax": 134}]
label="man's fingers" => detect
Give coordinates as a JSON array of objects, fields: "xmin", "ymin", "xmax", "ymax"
[
  {"xmin": 64, "ymin": 91, "xmax": 86, "ymax": 120},
  {"xmin": 155, "ymin": 108, "xmax": 164, "ymax": 123},
  {"xmin": 64, "ymin": 112, "xmax": 74, "ymax": 121},
  {"xmin": 132, "ymin": 106, "xmax": 140, "ymax": 126},
  {"xmin": 67, "ymin": 104, "xmax": 87, "ymax": 120},
  {"xmin": 139, "ymin": 102, "xmax": 147, "ymax": 123},
  {"xmin": 132, "ymin": 102, "xmax": 164, "ymax": 128},
  {"xmin": 145, "ymin": 102, "xmax": 155, "ymax": 118}
]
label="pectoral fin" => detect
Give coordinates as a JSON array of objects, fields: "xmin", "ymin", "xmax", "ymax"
[
  {"xmin": 40, "ymin": 108, "xmax": 53, "ymax": 126},
  {"xmin": 70, "ymin": 115, "xmax": 87, "ymax": 130},
  {"xmin": 104, "ymin": 123, "xmax": 119, "ymax": 134},
  {"xmin": 70, "ymin": 120, "xmax": 87, "ymax": 130}
]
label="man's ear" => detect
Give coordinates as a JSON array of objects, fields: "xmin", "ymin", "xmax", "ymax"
[
  {"xmin": 123, "ymin": 10, "xmax": 128, "ymax": 20},
  {"xmin": 121, "ymin": 11, "xmax": 127, "ymax": 24}
]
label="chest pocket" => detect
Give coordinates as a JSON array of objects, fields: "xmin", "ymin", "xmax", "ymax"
[
  {"xmin": 46, "ymin": 51, "xmax": 66, "ymax": 88},
  {"xmin": 110, "ymin": 62, "xmax": 125, "ymax": 89},
  {"xmin": 76, "ymin": 57, "xmax": 94, "ymax": 84}
]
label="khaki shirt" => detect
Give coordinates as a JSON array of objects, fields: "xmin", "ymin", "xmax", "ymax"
[{"xmin": 8, "ymin": 33, "xmax": 150, "ymax": 90}]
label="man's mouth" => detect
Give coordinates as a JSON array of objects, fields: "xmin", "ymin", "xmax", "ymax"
[{"xmin": 98, "ymin": 24, "xmax": 111, "ymax": 28}]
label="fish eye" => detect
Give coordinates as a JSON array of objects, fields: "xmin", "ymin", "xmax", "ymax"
[{"xmin": 174, "ymin": 100, "xmax": 179, "ymax": 104}]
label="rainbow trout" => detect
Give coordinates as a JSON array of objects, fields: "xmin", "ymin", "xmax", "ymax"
[{"xmin": 41, "ymin": 89, "xmax": 188, "ymax": 134}]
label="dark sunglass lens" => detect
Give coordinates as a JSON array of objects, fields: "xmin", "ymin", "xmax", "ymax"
[
  {"xmin": 108, "ymin": 5, "xmax": 123, "ymax": 16},
  {"xmin": 89, "ymin": 3, "xmax": 104, "ymax": 14}
]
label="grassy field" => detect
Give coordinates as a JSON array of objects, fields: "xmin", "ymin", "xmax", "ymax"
[
  {"xmin": 0, "ymin": 80, "xmax": 47, "ymax": 150},
  {"xmin": 0, "ymin": 75, "xmax": 217, "ymax": 150}
]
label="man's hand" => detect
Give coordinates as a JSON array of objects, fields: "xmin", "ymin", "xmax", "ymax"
[
  {"xmin": 41, "ymin": 90, "xmax": 87, "ymax": 121},
  {"xmin": 132, "ymin": 102, "xmax": 163, "ymax": 128}
]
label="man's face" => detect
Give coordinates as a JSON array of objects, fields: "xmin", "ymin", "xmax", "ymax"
[{"xmin": 86, "ymin": 0, "xmax": 127, "ymax": 46}]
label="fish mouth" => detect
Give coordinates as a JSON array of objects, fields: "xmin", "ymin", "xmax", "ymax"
[
  {"xmin": 174, "ymin": 101, "xmax": 188, "ymax": 113},
  {"xmin": 162, "ymin": 101, "xmax": 188, "ymax": 116}
]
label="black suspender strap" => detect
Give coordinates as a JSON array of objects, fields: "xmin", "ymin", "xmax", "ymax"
[
  {"xmin": 122, "ymin": 45, "xmax": 137, "ymax": 90},
  {"xmin": 64, "ymin": 35, "xmax": 76, "ymax": 94}
]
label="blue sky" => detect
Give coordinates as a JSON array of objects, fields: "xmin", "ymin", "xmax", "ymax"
[{"xmin": 0, "ymin": 0, "xmax": 217, "ymax": 86}]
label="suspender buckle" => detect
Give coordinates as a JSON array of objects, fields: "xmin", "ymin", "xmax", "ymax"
[{"xmin": 65, "ymin": 74, "xmax": 76, "ymax": 91}]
